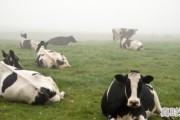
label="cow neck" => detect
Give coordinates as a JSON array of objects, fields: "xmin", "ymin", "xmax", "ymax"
[{"xmin": 0, "ymin": 61, "xmax": 39, "ymax": 88}]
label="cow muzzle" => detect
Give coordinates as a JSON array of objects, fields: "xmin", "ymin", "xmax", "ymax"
[{"xmin": 127, "ymin": 98, "xmax": 140, "ymax": 107}]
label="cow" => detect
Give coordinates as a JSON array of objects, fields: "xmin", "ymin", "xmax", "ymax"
[
  {"xmin": 2, "ymin": 50, "xmax": 23, "ymax": 69},
  {"xmin": 120, "ymin": 38, "xmax": 143, "ymax": 51},
  {"xmin": 0, "ymin": 61, "xmax": 65, "ymax": 104},
  {"xmin": 101, "ymin": 70, "xmax": 162, "ymax": 120},
  {"xmin": 112, "ymin": 28, "xmax": 138, "ymax": 42},
  {"xmin": 35, "ymin": 41, "xmax": 71, "ymax": 69},
  {"xmin": 121, "ymin": 28, "xmax": 138, "ymax": 40},
  {"xmin": 20, "ymin": 33, "xmax": 48, "ymax": 50},
  {"xmin": 48, "ymin": 36, "xmax": 77, "ymax": 46}
]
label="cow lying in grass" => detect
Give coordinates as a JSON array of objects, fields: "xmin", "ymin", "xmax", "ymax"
[
  {"xmin": 20, "ymin": 32, "xmax": 48, "ymax": 50},
  {"xmin": 35, "ymin": 41, "xmax": 71, "ymax": 69},
  {"xmin": 120, "ymin": 38, "xmax": 143, "ymax": 51},
  {"xmin": 0, "ymin": 50, "xmax": 65, "ymax": 104},
  {"xmin": 101, "ymin": 70, "xmax": 162, "ymax": 120}
]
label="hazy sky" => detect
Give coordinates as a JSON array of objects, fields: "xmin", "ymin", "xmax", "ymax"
[{"xmin": 0, "ymin": 0, "xmax": 180, "ymax": 34}]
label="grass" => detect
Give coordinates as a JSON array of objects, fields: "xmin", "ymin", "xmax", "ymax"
[{"xmin": 0, "ymin": 39, "xmax": 180, "ymax": 120}]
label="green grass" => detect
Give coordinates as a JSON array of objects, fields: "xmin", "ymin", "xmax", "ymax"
[{"xmin": 0, "ymin": 39, "xmax": 180, "ymax": 120}]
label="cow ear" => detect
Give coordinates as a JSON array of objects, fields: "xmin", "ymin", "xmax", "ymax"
[
  {"xmin": 142, "ymin": 75, "xmax": 154, "ymax": 84},
  {"xmin": 114, "ymin": 74, "xmax": 126, "ymax": 83},
  {"xmin": 9, "ymin": 50, "xmax": 16, "ymax": 59},
  {"xmin": 2, "ymin": 50, "xmax": 7, "ymax": 58}
]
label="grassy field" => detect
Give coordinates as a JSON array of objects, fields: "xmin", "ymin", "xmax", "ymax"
[{"xmin": 0, "ymin": 39, "xmax": 180, "ymax": 120}]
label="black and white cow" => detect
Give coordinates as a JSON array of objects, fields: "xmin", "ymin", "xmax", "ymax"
[
  {"xmin": 101, "ymin": 70, "xmax": 161, "ymax": 120},
  {"xmin": 35, "ymin": 41, "xmax": 71, "ymax": 69},
  {"xmin": 20, "ymin": 33, "xmax": 48, "ymax": 50},
  {"xmin": 2, "ymin": 50, "xmax": 23, "ymax": 69},
  {"xmin": 0, "ymin": 61, "xmax": 65, "ymax": 105},
  {"xmin": 112, "ymin": 28, "xmax": 138, "ymax": 42},
  {"xmin": 120, "ymin": 38, "xmax": 143, "ymax": 51}
]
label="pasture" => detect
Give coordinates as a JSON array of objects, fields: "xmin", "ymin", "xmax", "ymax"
[{"xmin": 0, "ymin": 39, "xmax": 180, "ymax": 120}]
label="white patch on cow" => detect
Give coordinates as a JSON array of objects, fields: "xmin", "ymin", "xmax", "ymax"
[
  {"xmin": 112, "ymin": 28, "xmax": 122, "ymax": 41},
  {"xmin": 127, "ymin": 72, "xmax": 141, "ymax": 107},
  {"xmin": 106, "ymin": 80, "xmax": 115, "ymax": 100}
]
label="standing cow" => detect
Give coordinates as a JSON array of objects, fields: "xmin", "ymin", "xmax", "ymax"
[
  {"xmin": 120, "ymin": 38, "xmax": 143, "ymax": 51},
  {"xmin": 35, "ymin": 41, "xmax": 71, "ymax": 69},
  {"xmin": 112, "ymin": 28, "xmax": 138, "ymax": 42},
  {"xmin": 101, "ymin": 70, "xmax": 162, "ymax": 120}
]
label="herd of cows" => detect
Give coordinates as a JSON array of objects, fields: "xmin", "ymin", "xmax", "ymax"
[{"xmin": 0, "ymin": 31, "xmax": 170, "ymax": 120}]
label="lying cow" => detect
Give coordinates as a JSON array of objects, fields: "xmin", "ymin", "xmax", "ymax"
[
  {"xmin": 48, "ymin": 36, "xmax": 77, "ymax": 46},
  {"xmin": 120, "ymin": 38, "xmax": 143, "ymax": 51},
  {"xmin": 20, "ymin": 32, "xmax": 48, "ymax": 50},
  {"xmin": 2, "ymin": 50, "xmax": 23, "ymax": 69},
  {"xmin": 35, "ymin": 41, "xmax": 71, "ymax": 68},
  {"xmin": 101, "ymin": 70, "xmax": 161, "ymax": 120},
  {"xmin": 1, "ymin": 50, "xmax": 65, "ymax": 104},
  {"xmin": 0, "ymin": 61, "xmax": 65, "ymax": 104}
]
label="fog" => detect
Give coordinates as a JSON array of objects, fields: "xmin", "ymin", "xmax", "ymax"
[{"xmin": 0, "ymin": 0, "xmax": 180, "ymax": 38}]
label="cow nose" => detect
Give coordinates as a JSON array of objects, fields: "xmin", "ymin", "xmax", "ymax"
[{"xmin": 129, "ymin": 100, "xmax": 139, "ymax": 106}]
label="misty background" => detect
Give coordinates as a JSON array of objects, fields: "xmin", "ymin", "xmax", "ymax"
[{"xmin": 0, "ymin": 0, "xmax": 180, "ymax": 41}]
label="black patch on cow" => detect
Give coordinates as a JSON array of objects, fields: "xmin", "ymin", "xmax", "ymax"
[
  {"xmin": 125, "ymin": 78, "xmax": 131, "ymax": 98},
  {"xmin": 41, "ymin": 87, "xmax": 56, "ymax": 99},
  {"xmin": 32, "ymin": 73, "xmax": 39, "ymax": 76},
  {"xmin": 56, "ymin": 60, "xmax": 64, "ymax": 65},
  {"xmin": 31, "ymin": 88, "xmax": 49, "ymax": 105},
  {"xmin": 141, "ymin": 85, "xmax": 155, "ymax": 111},
  {"xmin": 2, "ymin": 72, "xmax": 17, "ymax": 93},
  {"xmin": 36, "ymin": 55, "xmax": 44, "ymax": 67}
]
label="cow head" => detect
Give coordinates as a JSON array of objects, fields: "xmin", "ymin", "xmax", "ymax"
[
  {"xmin": 36, "ymin": 41, "xmax": 49, "ymax": 52},
  {"xmin": 2, "ymin": 50, "xmax": 23, "ymax": 69},
  {"xmin": 114, "ymin": 70, "xmax": 153, "ymax": 107},
  {"xmin": 69, "ymin": 36, "xmax": 77, "ymax": 43},
  {"xmin": 21, "ymin": 33, "xmax": 27, "ymax": 39},
  {"xmin": 53, "ymin": 53, "xmax": 71, "ymax": 68}
]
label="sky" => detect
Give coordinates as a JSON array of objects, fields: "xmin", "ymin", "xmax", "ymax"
[{"xmin": 0, "ymin": 0, "xmax": 180, "ymax": 34}]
